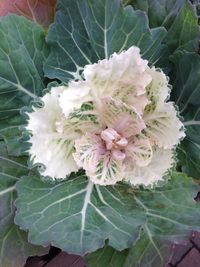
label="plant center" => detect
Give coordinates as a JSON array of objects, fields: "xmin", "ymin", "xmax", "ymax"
[{"xmin": 100, "ymin": 128, "xmax": 128, "ymax": 160}]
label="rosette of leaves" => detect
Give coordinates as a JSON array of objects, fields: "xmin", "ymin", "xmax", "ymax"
[{"xmin": 0, "ymin": 0, "xmax": 200, "ymax": 266}]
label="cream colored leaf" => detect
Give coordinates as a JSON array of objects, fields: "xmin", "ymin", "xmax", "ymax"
[
  {"xmin": 124, "ymin": 148, "xmax": 174, "ymax": 187},
  {"xmin": 146, "ymin": 67, "xmax": 171, "ymax": 105},
  {"xmin": 27, "ymin": 87, "xmax": 79, "ymax": 179},
  {"xmin": 83, "ymin": 46, "xmax": 152, "ymax": 101},
  {"xmin": 144, "ymin": 102, "xmax": 185, "ymax": 149},
  {"xmin": 74, "ymin": 133, "xmax": 125, "ymax": 185},
  {"xmin": 102, "ymin": 97, "xmax": 146, "ymax": 137},
  {"xmin": 126, "ymin": 135, "xmax": 153, "ymax": 167},
  {"xmin": 59, "ymin": 81, "xmax": 92, "ymax": 117}
]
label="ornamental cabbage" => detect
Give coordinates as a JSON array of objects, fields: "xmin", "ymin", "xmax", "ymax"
[{"xmin": 26, "ymin": 46, "xmax": 185, "ymax": 187}]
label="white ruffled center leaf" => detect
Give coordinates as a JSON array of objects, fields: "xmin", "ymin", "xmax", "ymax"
[
  {"xmin": 73, "ymin": 133, "xmax": 125, "ymax": 185},
  {"xmin": 26, "ymin": 87, "xmax": 79, "ymax": 179},
  {"xmin": 73, "ymin": 97, "xmax": 153, "ymax": 185}
]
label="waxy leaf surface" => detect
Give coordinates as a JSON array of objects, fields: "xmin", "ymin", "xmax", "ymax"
[
  {"xmin": 44, "ymin": 0, "xmax": 168, "ymax": 82},
  {"xmin": 171, "ymin": 52, "xmax": 200, "ymax": 179},
  {"xmin": 0, "ymin": 141, "xmax": 46, "ymax": 267},
  {"xmin": 15, "ymin": 172, "xmax": 200, "ymax": 255},
  {"xmin": 0, "ymin": 14, "xmax": 49, "ymax": 156}
]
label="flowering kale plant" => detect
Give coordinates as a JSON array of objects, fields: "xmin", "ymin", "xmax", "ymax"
[{"xmin": 0, "ymin": 0, "xmax": 200, "ymax": 266}]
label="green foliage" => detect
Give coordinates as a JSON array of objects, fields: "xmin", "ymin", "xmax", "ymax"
[
  {"xmin": 15, "ymin": 173, "xmax": 144, "ymax": 255},
  {"xmin": 0, "ymin": 14, "xmax": 49, "ymax": 266},
  {"xmin": 15, "ymin": 172, "xmax": 200, "ymax": 255},
  {"xmin": 0, "ymin": 0, "xmax": 199, "ymax": 264},
  {"xmin": 44, "ymin": 0, "xmax": 167, "ymax": 82},
  {"xmin": 0, "ymin": 141, "xmax": 46, "ymax": 267},
  {"xmin": 170, "ymin": 52, "xmax": 200, "ymax": 179},
  {"xmin": 0, "ymin": 14, "xmax": 49, "ymax": 156},
  {"xmin": 124, "ymin": 0, "xmax": 200, "ymax": 53},
  {"xmin": 86, "ymin": 233, "xmax": 171, "ymax": 267}
]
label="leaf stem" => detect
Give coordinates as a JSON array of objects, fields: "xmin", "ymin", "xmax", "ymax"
[
  {"xmin": 183, "ymin": 120, "xmax": 200, "ymax": 126},
  {"xmin": 0, "ymin": 186, "xmax": 15, "ymax": 197},
  {"xmin": 144, "ymin": 224, "xmax": 163, "ymax": 261}
]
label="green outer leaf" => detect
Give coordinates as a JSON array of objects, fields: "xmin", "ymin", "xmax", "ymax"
[
  {"xmin": 15, "ymin": 172, "xmax": 200, "ymax": 255},
  {"xmin": 86, "ymin": 233, "xmax": 171, "ymax": 267},
  {"xmin": 0, "ymin": 142, "xmax": 28, "ymax": 228},
  {"xmin": 164, "ymin": 0, "xmax": 200, "ymax": 53},
  {"xmin": 0, "ymin": 141, "xmax": 46, "ymax": 267},
  {"xmin": 15, "ymin": 174, "xmax": 145, "ymax": 255},
  {"xmin": 124, "ymin": 0, "xmax": 200, "ymax": 53},
  {"xmin": 133, "ymin": 172, "xmax": 199, "ymax": 240},
  {"xmin": 44, "ymin": 0, "xmax": 167, "ymax": 82},
  {"xmin": 0, "ymin": 225, "xmax": 46, "ymax": 267},
  {"xmin": 122, "ymin": 234, "xmax": 171, "ymax": 267},
  {"xmin": 170, "ymin": 51, "xmax": 200, "ymax": 178},
  {"xmin": 0, "ymin": 14, "xmax": 49, "ymax": 156},
  {"xmin": 178, "ymin": 140, "xmax": 200, "ymax": 179},
  {"xmin": 86, "ymin": 244, "xmax": 130, "ymax": 267},
  {"xmin": 125, "ymin": 0, "xmax": 184, "ymax": 27}
]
